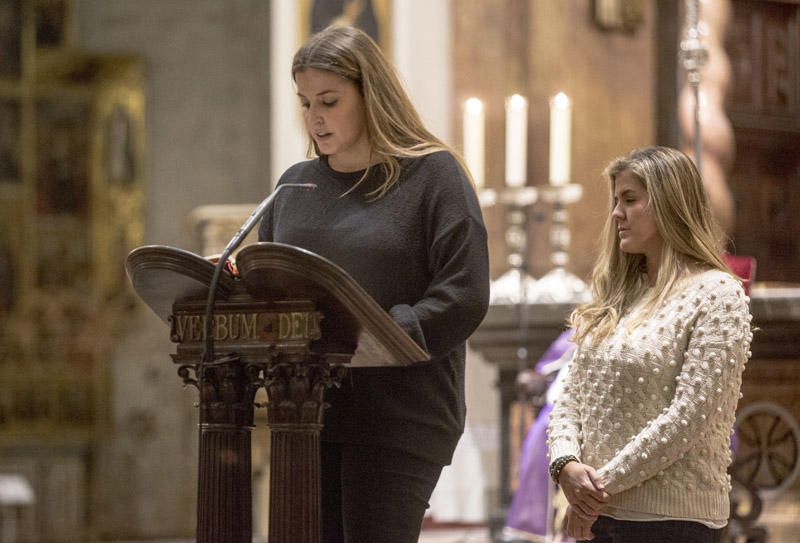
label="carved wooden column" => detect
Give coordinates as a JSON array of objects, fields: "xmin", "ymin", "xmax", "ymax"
[
  {"xmin": 178, "ymin": 359, "xmax": 264, "ymax": 543},
  {"xmin": 265, "ymin": 358, "xmax": 347, "ymax": 543}
]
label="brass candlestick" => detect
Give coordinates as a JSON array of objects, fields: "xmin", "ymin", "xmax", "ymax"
[
  {"xmin": 527, "ymin": 184, "xmax": 590, "ymax": 304},
  {"xmin": 487, "ymin": 186, "xmax": 539, "ymax": 305}
]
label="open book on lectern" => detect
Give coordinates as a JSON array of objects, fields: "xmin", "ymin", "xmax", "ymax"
[{"xmin": 125, "ymin": 242, "xmax": 430, "ymax": 368}]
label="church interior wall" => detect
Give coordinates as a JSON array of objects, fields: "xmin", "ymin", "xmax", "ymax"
[
  {"xmin": 76, "ymin": 0, "xmax": 273, "ymax": 251},
  {"xmin": 0, "ymin": 0, "xmax": 798, "ymax": 541},
  {"xmin": 74, "ymin": 0, "xmax": 274, "ymax": 539},
  {"xmin": 453, "ymin": 0, "xmax": 656, "ymax": 282}
]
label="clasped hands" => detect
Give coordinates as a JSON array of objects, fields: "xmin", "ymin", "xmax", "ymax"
[{"xmin": 559, "ymin": 461, "xmax": 609, "ymax": 541}]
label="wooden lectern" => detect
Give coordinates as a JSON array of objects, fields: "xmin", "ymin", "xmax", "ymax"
[{"xmin": 125, "ymin": 242, "xmax": 429, "ymax": 543}]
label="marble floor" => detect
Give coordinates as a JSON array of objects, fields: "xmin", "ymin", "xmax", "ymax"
[
  {"xmin": 118, "ymin": 526, "xmax": 493, "ymax": 543},
  {"xmin": 109, "ymin": 493, "xmax": 800, "ymax": 543},
  {"xmin": 119, "ymin": 528, "xmax": 491, "ymax": 543},
  {"xmin": 419, "ymin": 526, "xmax": 493, "ymax": 543},
  {"xmin": 758, "ymin": 491, "xmax": 800, "ymax": 543}
]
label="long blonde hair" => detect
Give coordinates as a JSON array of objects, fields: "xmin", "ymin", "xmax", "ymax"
[
  {"xmin": 292, "ymin": 25, "xmax": 472, "ymax": 197},
  {"xmin": 570, "ymin": 146, "xmax": 731, "ymax": 345}
]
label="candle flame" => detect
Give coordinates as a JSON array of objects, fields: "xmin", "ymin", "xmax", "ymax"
[
  {"xmin": 465, "ymin": 97, "xmax": 484, "ymax": 114},
  {"xmin": 508, "ymin": 94, "xmax": 527, "ymax": 109},
  {"xmin": 553, "ymin": 92, "xmax": 571, "ymax": 109}
]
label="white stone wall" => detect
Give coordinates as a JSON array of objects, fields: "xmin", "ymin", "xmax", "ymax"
[{"xmin": 77, "ymin": 0, "xmax": 273, "ymax": 250}]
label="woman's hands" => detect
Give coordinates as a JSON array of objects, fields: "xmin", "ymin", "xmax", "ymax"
[
  {"xmin": 558, "ymin": 461, "xmax": 610, "ymax": 521},
  {"xmin": 565, "ymin": 505, "xmax": 596, "ymax": 541},
  {"xmin": 561, "ymin": 463, "xmax": 606, "ymax": 541}
]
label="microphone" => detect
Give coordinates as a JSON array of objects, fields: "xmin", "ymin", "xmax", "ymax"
[
  {"xmin": 201, "ymin": 182, "xmax": 317, "ymax": 364},
  {"xmin": 222, "ymin": 183, "xmax": 317, "ymax": 262}
]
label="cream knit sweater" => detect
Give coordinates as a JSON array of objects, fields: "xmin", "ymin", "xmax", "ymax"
[{"xmin": 547, "ymin": 269, "xmax": 752, "ymax": 522}]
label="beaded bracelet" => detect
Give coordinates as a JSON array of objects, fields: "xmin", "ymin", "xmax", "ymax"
[{"xmin": 549, "ymin": 454, "xmax": 579, "ymax": 484}]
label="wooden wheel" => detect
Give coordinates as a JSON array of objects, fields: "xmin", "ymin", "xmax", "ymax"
[{"xmin": 732, "ymin": 401, "xmax": 800, "ymax": 497}]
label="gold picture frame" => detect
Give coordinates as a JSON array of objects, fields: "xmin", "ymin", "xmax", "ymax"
[
  {"xmin": 299, "ymin": 0, "xmax": 392, "ymax": 54},
  {"xmin": 0, "ymin": 99, "xmax": 21, "ymax": 182},
  {"xmin": 0, "ymin": 0, "xmax": 23, "ymax": 79},
  {"xmin": 35, "ymin": 0, "xmax": 73, "ymax": 49}
]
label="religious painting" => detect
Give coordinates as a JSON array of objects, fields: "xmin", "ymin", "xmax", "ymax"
[
  {"xmin": 35, "ymin": 214, "xmax": 90, "ymax": 291},
  {"xmin": 728, "ymin": 0, "xmax": 798, "ymax": 123},
  {"xmin": 35, "ymin": 0, "xmax": 69, "ymax": 48},
  {"xmin": 0, "ymin": 237, "xmax": 14, "ymax": 316},
  {"xmin": 35, "ymin": 98, "xmax": 90, "ymax": 215},
  {"xmin": 101, "ymin": 92, "xmax": 144, "ymax": 295},
  {"xmin": 106, "ymin": 105, "xmax": 136, "ymax": 186},
  {"xmin": 0, "ymin": 201, "xmax": 22, "ymax": 320},
  {"xmin": 0, "ymin": 99, "xmax": 20, "ymax": 182},
  {"xmin": 35, "ymin": 98, "xmax": 90, "ymax": 290},
  {"xmin": 59, "ymin": 383, "xmax": 93, "ymax": 424},
  {"xmin": 300, "ymin": 0, "xmax": 392, "ymax": 51},
  {"xmin": 592, "ymin": 0, "xmax": 644, "ymax": 33},
  {"xmin": 0, "ymin": 0, "xmax": 22, "ymax": 79}
]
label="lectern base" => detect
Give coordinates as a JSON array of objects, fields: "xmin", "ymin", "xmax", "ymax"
[
  {"xmin": 127, "ymin": 244, "xmax": 424, "ymax": 543},
  {"xmin": 197, "ymin": 425, "xmax": 253, "ymax": 543},
  {"xmin": 268, "ymin": 426, "xmax": 322, "ymax": 543},
  {"xmin": 264, "ymin": 360, "xmax": 346, "ymax": 543}
]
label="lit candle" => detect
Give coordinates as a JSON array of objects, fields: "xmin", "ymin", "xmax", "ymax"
[
  {"xmin": 463, "ymin": 98, "xmax": 485, "ymax": 189},
  {"xmin": 505, "ymin": 94, "xmax": 528, "ymax": 188},
  {"xmin": 549, "ymin": 92, "xmax": 572, "ymax": 186}
]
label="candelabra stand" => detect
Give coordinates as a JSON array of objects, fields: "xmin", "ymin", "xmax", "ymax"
[
  {"xmin": 487, "ymin": 186, "xmax": 539, "ymax": 305},
  {"xmin": 485, "ymin": 185, "xmax": 540, "ymax": 537},
  {"xmin": 527, "ymin": 183, "xmax": 590, "ymax": 304},
  {"xmin": 680, "ymin": 0, "xmax": 708, "ymax": 173}
]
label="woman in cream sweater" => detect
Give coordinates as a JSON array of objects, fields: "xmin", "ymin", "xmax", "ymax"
[{"xmin": 546, "ymin": 146, "xmax": 752, "ymax": 542}]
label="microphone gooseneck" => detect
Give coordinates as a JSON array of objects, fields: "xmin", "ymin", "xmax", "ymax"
[{"xmin": 201, "ymin": 183, "xmax": 317, "ymax": 364}]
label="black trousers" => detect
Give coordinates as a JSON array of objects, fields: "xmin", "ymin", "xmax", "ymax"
[
  {"xmin": 320, "ymin": 441, "xmax": 444, "ymax": 543},
  {"xmin": 580, "ymin": 515, "xmax": 723, "ymax": 543}
]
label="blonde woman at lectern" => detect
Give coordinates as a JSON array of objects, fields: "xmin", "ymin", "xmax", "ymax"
[
  {"xmin": 546, "ymin": 146, "xmax": 752, "ymax": 542},
  {"xmin": 258, "ymin": 25, "xmax": 490, "ymax": 543}
]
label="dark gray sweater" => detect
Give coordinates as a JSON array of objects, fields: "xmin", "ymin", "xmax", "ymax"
[{"xmin": 259, "ymin": 151, "xmax": 490, "ymax": 465}]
